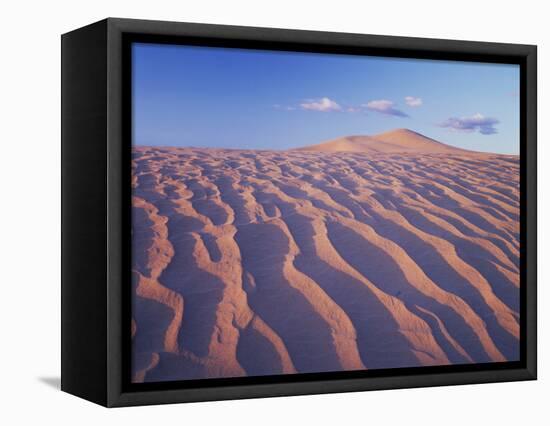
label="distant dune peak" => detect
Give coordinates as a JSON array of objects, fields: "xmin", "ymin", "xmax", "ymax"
[{"xmin": 294, "ymin": 128, "xmax": 479, "ymax": 154}]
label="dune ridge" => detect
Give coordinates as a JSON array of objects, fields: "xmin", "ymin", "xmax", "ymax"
[
  {"xmin": 295, "ymin": 128, "xmax": 484, "ymax": 154},
  {"xmin": 131, "ymin": 142, "xmax": 520, "ymax": 382}
]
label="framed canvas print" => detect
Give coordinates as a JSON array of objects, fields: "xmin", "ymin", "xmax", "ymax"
[{"xmin": 61, "ymin": 18, "xmax": 537, "ymax": 407}]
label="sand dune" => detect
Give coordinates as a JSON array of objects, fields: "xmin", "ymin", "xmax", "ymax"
[
  {"xmin": 131, "ymin": 137, "xmax": 520, "ymax": 382},
  {"xmin": 296, "ymin": 128, "xmax": 482, "ymax": 154}
]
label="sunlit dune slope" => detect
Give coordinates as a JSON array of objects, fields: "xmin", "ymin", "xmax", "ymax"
[
  {"xmin": 131, "ymin": 145, "xmax": 520, "ymax": 383},
  {"xmin": 295, "ymin": 128, "xmax": 482, "ymax": 154}
]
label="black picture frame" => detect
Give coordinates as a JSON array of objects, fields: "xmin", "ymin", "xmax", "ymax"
[{"xmin": 61, "ymin": 17, "xmax": 537, "ymax": 407}]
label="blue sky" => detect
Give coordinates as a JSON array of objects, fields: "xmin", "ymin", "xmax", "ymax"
[{"xmin": 133, "ymin": 43, "xmax": 520, "ymax": 154}]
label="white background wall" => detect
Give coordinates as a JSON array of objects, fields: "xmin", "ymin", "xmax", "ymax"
[{"xmin": 0, "ymin": 0, "xmax": 546, "ymax": 423}]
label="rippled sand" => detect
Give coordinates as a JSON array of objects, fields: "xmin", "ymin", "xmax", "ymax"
[{"xmin": 131, "ymin": 146, "xmax": 520, "ymax": 383}]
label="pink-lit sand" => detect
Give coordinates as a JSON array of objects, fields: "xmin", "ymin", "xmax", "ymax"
[{"xmin": 131, "ymin": 129, "xmax": 520, "ymax": 382}]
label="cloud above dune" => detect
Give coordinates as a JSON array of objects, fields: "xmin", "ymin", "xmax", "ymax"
[
  {"xmin": 279, "ymin": 97, "xmax": 414, "ymax": 116},
  {"xmin": 300, "ymin": 97, "xmax": 342, "ymax": 112},
  {"xmin": 405, "ymin": 96, "xmax": 423, "ymax": 107},
  {"xmin": 439, "ymin": 113, "xmax": 499, "ymax": 135},
  {"xmin": 364, "ymin": 99, "xmax": 409, "ymax": 117}
]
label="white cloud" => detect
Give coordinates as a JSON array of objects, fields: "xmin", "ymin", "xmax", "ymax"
[
  {"xmin": 439, "ymin": 113, "xmax": 499, "ymax": 135},
  {"xmin": 364, "ymin": 99, "xmax": 408, "ymax": 117},
  {"xmin": 300, "ymin": 97, "xmax": 342, "ymax": 112},
  {"xmin": 405, "ymin": 96, "xmax": 423, "ymax": 107}
]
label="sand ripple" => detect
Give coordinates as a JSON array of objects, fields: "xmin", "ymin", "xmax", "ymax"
[{"xmin": 131, "ymin": 146, "xmax": 520, "ymax": 382}]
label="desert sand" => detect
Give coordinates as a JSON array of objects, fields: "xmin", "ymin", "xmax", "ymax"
[{"xmin": 131, "ymin": 129, "xmax": 520, "ymax": 383}]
